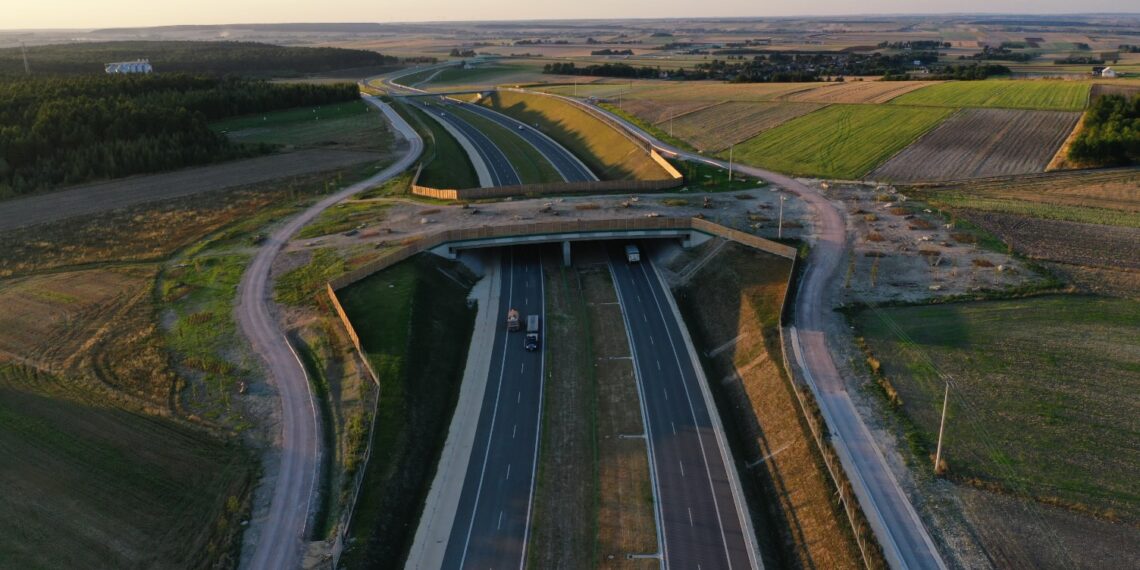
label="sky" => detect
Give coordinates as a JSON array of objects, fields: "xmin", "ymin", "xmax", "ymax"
[{"xmin": 6, "ymin": 0, "xmax": 1137, "ymax": 30}]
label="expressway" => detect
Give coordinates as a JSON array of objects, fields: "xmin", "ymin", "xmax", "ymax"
[
  {"xmin": 456, "ymin": 102, "xmax": 597, "ymax": 182},
  {"xmin": 571, "ymin": 96, "xmax": 947, "ymax": 569},
  {"xmin": 442, "ymin": 247, "xmax": 546, "ymax": 568},
  {"xmin": 410, "ymin": 100, "xmax": 521, "ymax": 187},
  {"xmin": 238, "ymin": 96, "xmax": 423, "ymax": 570},
  {"xmin": 609, "ymin": 246, "xmax": 756, "ymax": 569}
]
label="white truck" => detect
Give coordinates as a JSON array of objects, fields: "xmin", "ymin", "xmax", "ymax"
[
  {"xmin": 524, "ymin": 315, "xmax": 541, "ymax": 351},
  {"xmin": 625, "ymin": 244, "xmax": 641, "ymax": 263}
]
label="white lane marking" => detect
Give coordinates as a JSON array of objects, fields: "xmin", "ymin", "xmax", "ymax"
[
  {"xmin": 664, "ymin": 387, "xmax": 669, "ymax": 401},
  {"xmin": 656, "ymin": 359, "xmax": 661, "ymax": 371},
  {"xmin": 517, "ymin": 391, "xmax": 521, "ymax": 403},
  {"xmin": 642, "ymin": 313, "xmax": 648, "ymax": 323},
  {"xmin": 506, "ymin": 464, "xmax": 511, "ymax": 480},
  {"xmin": 520, "ymin": 253, "xmax": 548, "ymax": 568},
  {"xmin": 521, "ymin": 362, "xmax": 525, "ymax": 374},
  {"xmin": 679, "ymin": 461, "xmax": 686, "ymax": 477},
  {"xmin": 637, "ymin": 294, "xmax": 642, "ymax": 303},
  {"xmin": 512, "ymin": 424, "xmax": 517, "ymax": 438},
  {"xmin": 498, "ymin": 510, "xmax": 504, "ymax": 530},
  {"xmin": 689, "ymin": 508, "xmax": 694, "ymax": 527},
  {"xmin": 671, "ymin": 421, "xmax": 676, "ymax": 435},
  {"xmin": 650, "ymin": 335, "xmax": 655, "ymax": 345}
]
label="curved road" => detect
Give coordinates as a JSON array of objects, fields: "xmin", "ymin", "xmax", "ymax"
[
  {"xmin": 564, "ymin": 95, "xmax": 946, "ymax": 569},
  {"xmin": 237, "ymin": 95, "xmax": 423, "ymax": 570},
  {"xmin": 412, "ymin": 100, "xmax": 521, "ymax": 187},
  {"xmin": 458, "ymin": 102, "xmax": 597, "ymax": 182}
]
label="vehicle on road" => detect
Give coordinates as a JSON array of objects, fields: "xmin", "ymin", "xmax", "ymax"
[
  {"xmin": 524, "ymin": 314, "xmax": 541, "ymax": 351},
  {"xmin": 507, "ymin": 308, "xmax": 520, "ymax": 332},
  {"xmin": 625, "ymin": 244, "xmax": 641, "ymax": 263}
]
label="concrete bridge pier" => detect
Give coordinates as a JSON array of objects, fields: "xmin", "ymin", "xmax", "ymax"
[{"xmin": 562, "ymin": 240, "xmax": 572, "ymax": 267}]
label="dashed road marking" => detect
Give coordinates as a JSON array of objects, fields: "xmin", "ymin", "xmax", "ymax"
[
  {"xmin": 506, "ymin": 464, "xmax": 511, "ymax": 481},
  {"xmin": 664, "ymin": 387, "xmax": 669, "ymax": 401},
  {"xmin": 688, "ymin": 508, "xmax": 694, "ymax": 527},
  {"xmin": 679, "ymin": 461, "xmax": 685, "ymax": 477},
  {"xmin": 656, "ymin": 359, "xmax": 661, "ymax": 370},
  {"xmin": 498, "ymin": 511, "xmax": 504, "ymax": 530},
  {"xmin": 671, "ymin": 421, "xmax": 676, "ymax": 435},
  {"xmin": 512, "ymin": 424, "xmax": 517, "ymax": 438}
]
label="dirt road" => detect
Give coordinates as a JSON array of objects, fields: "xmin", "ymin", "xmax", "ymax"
[
  {"xmin": 237, "ymin": 96, "xmax": 422, "ymax": 570},
  {"xmin": 576, "ymin": 96, "xmax": 947, "ymax": 569}
]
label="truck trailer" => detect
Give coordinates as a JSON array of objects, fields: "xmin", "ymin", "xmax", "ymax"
[
  {"xmin": 524, "ymin": 314, "xmax": 541, "ymax": 351},
  {"xmin": 507, "ymin": 308, "xmax": 520, "ymax": 332}
]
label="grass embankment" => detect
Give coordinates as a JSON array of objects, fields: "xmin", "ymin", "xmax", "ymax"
[
  {"xmin": 530, "ymin": 256, "xmax": 599, "ymax": 568},
  {"xmin": 855, "ymin": 296, "xmax": 1140, "ymax": 522},
  {"xmin": 337, "ymin": 255, "xmax": 477, "ymax": 568},
  {"xmin": 443, "ymin": 103, "xmax": 564, "ymax": 184},
  {"xmin": 674, "ymin": 242, "xmax": 866, "ymax": 569},
  {"xmin": 480, "ymin": 90, "xmax": 671, "ymax": 181},
  {"xmin": 390, "ymin": 99, "xmax": 479, "ymax": 189},
  {"xmin": 212, "ymin": 100, "xmax": 392, "ymax": 152},
  {"xmin": 599, "ymin": 102, "xmax": 698, "ymax": 153},
  {"xmin": 730, "ymin": 104, "xmax": 953, "ymax": 179},
  {"xmin": 671, "ymin": 159, "xmax": 768, "ymax": 193},
  {"xmin": 890, "ymin": 80, "xmax": 1091, "ymax": 111}
]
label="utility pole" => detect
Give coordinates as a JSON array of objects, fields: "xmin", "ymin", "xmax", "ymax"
[
  {"xmin": 934, "ymin": 382, "xmax": 949, "ymax": 474},
  {"xmin": 728, "ymin": 144, "xmax": 734, "ymax": 182},
  {"xmin": 778, "ymin": 195, "xmax": 787, "ymax": 239},
  {"xmin": 573, "ymin": 80, "xmax": 577, "ymax": 97},
  {"xmin": 21, "ymin": 42, "xmax": 30, "ymax": 74}
]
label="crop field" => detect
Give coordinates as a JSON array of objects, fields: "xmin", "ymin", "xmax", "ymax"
[
  {"xmin": 786, "ymin": 80, "xmax": 936, "ymax": 104},
  {"xmin": 212, "ymin": 100, "xmax": 392, "ymax": 152},
  {"xmin": 539, "ymin": 81, "xmax": 818, "ymax": 102},
  {"xmin": 920, "ymin": 168, "xmax": 1140, "ymax": 215},
  {"xmin": 731, "ymin": 104, "xmax": 954, "ymax": 179},
  {"xmin": 1090, "ymin": 83, "xmax": 1140, "ymax": 101},
  {"xmin": 670, "ymin": 101, "xmax": 826, "ymax": 152},
  {"xmin": 621, "ymin": 98, "xmax": 719, "ymax": 125},
  {"xmin": 870, "ymin": 109, "xmax": 1081, "ymax": 182},
  {"xmin": 481, "ymin": 91, "xmax": 670, "ymax": 180},
  {"xmin": 855, "ymin": 296, "xmax": 1140, "ymax": 525},
  {"xmin": 890, "ymin": 80, "xmax": 1091, "ymax": 111},
  {"xmin": 962, "ymin": 211, "xmax": 1140, "ymax": 271}
]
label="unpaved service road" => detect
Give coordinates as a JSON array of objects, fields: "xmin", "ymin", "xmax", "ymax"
[{"xmin": 0, "ymin": 149, "xmax": 380, "ymax": 232}]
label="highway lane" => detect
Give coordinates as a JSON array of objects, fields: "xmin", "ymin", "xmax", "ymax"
[
  {"xmin": 573, "ymin": 96, "xmax": 946, "ymax": 570},
  {"xmin": 609, "ymin": 246, "xmax": 755, "ymax": 569},
  {"xmin": 442, "ymin": 247, "xmax": 545, "ymax": 569},
  {"xmin": 239, "ymin": 96, "xmax": 422, "ymax": 570},
  {"xmin": 458, "ymin": 103, "xmax": 597, "ymax": 182},
  {"xmin": 411, "ymin": 100, "xmax": 521, "ymax": 187}
]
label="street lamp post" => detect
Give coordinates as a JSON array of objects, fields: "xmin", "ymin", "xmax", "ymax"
[{"xmin": 778, "ymin": 195, "xmax": 787, "ymax": 238}]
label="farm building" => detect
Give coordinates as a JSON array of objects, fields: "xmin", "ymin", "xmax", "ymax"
[
  {"xmin": 1101, "ymin": 67, "xmax": 1117, "ymax": 78},
  {"xmin": 105, "ymin": 59, "xmax": 153, "ymax": 74}
]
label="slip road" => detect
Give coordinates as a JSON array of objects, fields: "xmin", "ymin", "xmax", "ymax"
[{"xmin": 442, "ymin": 247, "xmax": 545, "ymax": 568}]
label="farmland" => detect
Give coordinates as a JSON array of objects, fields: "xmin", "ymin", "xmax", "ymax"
[
  {"xmin": 539, "ymin": 81, "xmax": 818, "ymax": 102},
  {"xmin": 919, "ymin": 168, "xmax": 1140, "ymax": 215},
  {"xmin": 730, "ymin": 104, "xmax": 954, "ymax": 179},
  {"xmin": 620, "ymin": 98, "xmax": 719, "ymax": 125},
  {"xmin": 480, "ymin": 90, "xmax": 671, "ymax": 180},
  {"xmin": 855, "ymin": 296, "xmax": 1140, "ymax": 565},
  {"xmin": 964, "ymin": 211, "xmax": 1140, "ymax": 271},
  {"xmin": 786, "ymin": 80, "xmax": 935, "ymax": 104},
  {"xmin": 890, "ymin": 80, "xmax": 1091, "ymax": 111},
  {"xmin": 669, "ymin": 101, "xmax": 825, "ymax": 152},
  {"xmin": 870, "ymin": 108, "xmax": 1081, "ymax": 182}
]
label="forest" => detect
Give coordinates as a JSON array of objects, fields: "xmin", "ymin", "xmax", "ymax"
[
  {"xmin": 0, "ymin": 41, "xmax": 397, "ymax": 76},
  {"xmin": 1068, "ymin": 94, "xmax": 1140, "ymax": 166},
  {"xmin": 0, "ymin": 74, "xmax": 360, "ymax": 195}
]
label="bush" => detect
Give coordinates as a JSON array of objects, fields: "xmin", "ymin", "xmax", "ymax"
[{"xmin": 1068, "ymin": 94, "xmax": 1140, "ymax": 166}]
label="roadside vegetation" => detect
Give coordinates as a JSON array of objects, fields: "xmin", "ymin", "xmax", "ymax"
[
  {"xmin": 443, "ymin": 102, "xmax": 564, "ymax": 184},
  {"xmin": 730, "ymin": 104, "xmax": 954, "ymax": 179},
  {"xmin": 480, "ymin": 90, "xmax": 671, "ymax": 181},
  {"xmin": 390, "ymin": 99, "xmax": 479, "ymax": 189},
  {"xmin": 1068, "ymin": 93, "xmax": 1140, "ymax": 166},
  {"xmin": 336, "ymin": 255, "xmax": 477, "ymax": 568}
]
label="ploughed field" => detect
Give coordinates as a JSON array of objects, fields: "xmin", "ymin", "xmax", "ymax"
[
  {"xmin": 667, "ymin": 101, "xmax": 825, "ymax": 152},
  {"xmin": 870, "ymin": 108, "xmax": 1080, "ymax": 182},
  {"xmin": 784, "ymin": 80, "xmax": 935, "ymax": 104}
]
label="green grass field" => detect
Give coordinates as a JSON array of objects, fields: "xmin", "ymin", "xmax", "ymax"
[
  {"xmin": 392, "ymin": 102, "xmax": 478, "ymax": 189},
  {"xmin": 443, "ymin": 103, "xmax": 564, "ymax": 184},
  {"xmin": 856, "ymin": 295, "xmax": 1140, "ymax": 522},
  {"xmin": 337, "ymin": 255, "xmax": 476, "ymax": 568},
  {"xmin": 730, "ymin": 104, "xmax": 954, "ymax": 179},
  {"xmin": 211, "ymin": 100, "xmax": 391, "ymax": 151},
  {"xmin": 891, "ymin": 80, "xmax": 1091, "ymax": 111},
  {"xmin": 481, "ymin": 91, "xmax": 671, "ymax": 181}
]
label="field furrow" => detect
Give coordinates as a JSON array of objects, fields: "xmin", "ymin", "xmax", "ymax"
[{"xmin": 670, "ymin": 101, "xmax": 825, "ymax": 152}]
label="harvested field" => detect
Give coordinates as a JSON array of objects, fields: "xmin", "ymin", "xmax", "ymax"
[
  {"xmin": 732, "ymin": 104, "xmax": 954, "ymax": 179},
  {"xmin": 918, "ymin": 168, "xmax": 1140, "ymax": 214},
  {"xmin": 670, "ymin": 102, "xmax": 825, "ymax": 152},
  {"xmin": 621, "ymin": 98, "xmax": 720, "ymax": 125},
  {"xmin": 870, "ymin": 109, "xmax": 1081, "ymax": 182},
  {"xmin": 786, "ymin": 81, "xmax": 936, "ymax": 104},
  {"xmin": 674, "ymin": 242, "xmax": 863, "ymax": 569},
  {"xmin": 890, "ymin": 80, "xmax": 1091, "ymax": 111},
  {"xmin": 1090, "ymin": 82, "xmax": 1140, "ymax": 101},
  {"xmin": 0, "ymin": 148, "xmax": 382, "ymax": 231},
  {"xmin": 855, "ymin": 295, "xmax": 1140, "ymax": 527},
  {"xmin": 962, "ymin": 210, "xmax": 1140, "ymax": 270},
  {"xmin": 543, "ymin": 81, "xmax": 820, "ymax": 102}
]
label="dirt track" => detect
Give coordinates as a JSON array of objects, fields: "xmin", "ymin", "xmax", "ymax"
[{"xmin": 0, "ymin": 149, "xmax": 382, "ymax": 232}]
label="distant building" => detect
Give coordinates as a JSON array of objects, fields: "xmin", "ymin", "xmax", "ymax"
[
  {"xmin": 105, "ymin": 59, "xmax": 153, "ymax": 74},
  {"xmin": 1101, "ymin": 67, "xmax": 1117, "ymax": 78}
]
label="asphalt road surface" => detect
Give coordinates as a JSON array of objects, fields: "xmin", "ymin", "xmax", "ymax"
[
  {"xmin": 443, "ymin": 247, "xmax": 546, "ymax": 569},
  {"xmin": 238, "ymin": 96, "xmax": 423, "ymax": 570},
  {"xmin": 457, "ymin": 103, "xmax": 597, "ymax": 182},
  {"xmin": 609, "ymin": 247, "xmax": 755, "ymax": 569},
  {"xmin": 412, "ymin": 100, "xmax": 521, "ymax": 187},
  {"xmin": 581, "ymin": 97, "xmax": 946, "ymax": 569}
]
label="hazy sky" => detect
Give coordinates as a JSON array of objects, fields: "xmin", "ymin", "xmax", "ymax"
[{"xmin": 6, "ymin": 0, "xmax": 1136, "ymax": 29}]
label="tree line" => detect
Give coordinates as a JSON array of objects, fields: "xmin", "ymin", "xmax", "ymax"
[
  {"xmin": 0, "ymin": 41, "xmax": 397, "ymax": 77},
  {"xmin": 0, "ymin": 74, "xmax": 360, "ymax": 195},
  {"xmin": 1068, "ymin": 94, "xmax": 1140, "ymax": 166}
]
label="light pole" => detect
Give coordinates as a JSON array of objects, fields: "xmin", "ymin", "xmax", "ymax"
[
  {"xmin": 778, "ymin": 195, "xmax": 788, "ymax": 238},
  {"xmin": 728, "ymin": 144, "xmax": 734, "ymax": 183},
  {"xmin": 934, "ymin": 382, "xmax": 949, "ymax": 475}
]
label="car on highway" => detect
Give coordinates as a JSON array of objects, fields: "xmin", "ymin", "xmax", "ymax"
[{"xmin": 625, "ymin": 244, "xmax": 641, "ymax": 263}]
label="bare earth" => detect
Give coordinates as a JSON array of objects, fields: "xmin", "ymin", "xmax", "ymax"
[{"xmin": 0, "ymin": 149, "xmax": 382, "ymax": 231}]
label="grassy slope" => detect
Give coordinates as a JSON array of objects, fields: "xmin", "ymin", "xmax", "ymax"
[
  {"xmin": 337, "ymin": 255, "xmax": 476, "ymax": 568},
  {"xmin": 211, "ymin": 100, "xmax": 392, "ymax": 152},
  {"xmin": 480, "ymin": 91, "xmax": 670, "ymax": 181},
  {"xmin": 392, "ymin": 102, "xmax": 479, "ymax": 189},
  {"xmin": 857, "ymin": 296, "xmax": 1140, "ymax": 521},
  {"xmin": 731, "ymin": 104, "xmax": 954, "ymax": 179},
  {"xmin": 445, "ymin": 104, "xmax": 564, "ymax": 184},
  {"xmin": 892, "ymin": 80, "xmax": 1091, "ymax": 111}
]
